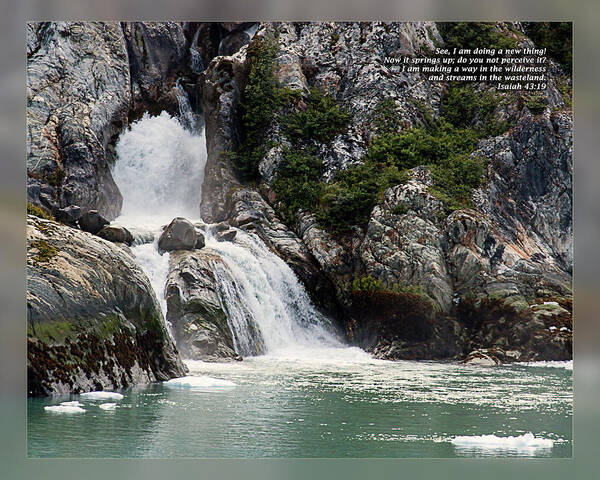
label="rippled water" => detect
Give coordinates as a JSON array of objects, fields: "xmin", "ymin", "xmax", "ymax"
[{"xmin": 27, "ymin": 351, "xmax": 572, "ymax": 458}]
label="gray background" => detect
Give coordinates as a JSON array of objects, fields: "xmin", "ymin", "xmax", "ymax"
[{"xmin": 2, "ymin": 1, "xmax": 597, "ymax": 478}]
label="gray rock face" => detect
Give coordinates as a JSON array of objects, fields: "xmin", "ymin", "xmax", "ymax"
[
  {"xmin": 27, "ymin": 22, "xmax": 192, "ymax": 221},
  {"xmin": 218, "ymin": 30, "xmax": 251, "ymax": 56},
  {"xmin": 79, "ymin": 210, "xmax": 109, "ymax": 235},
  {"xmin": 475, "ymin": 112, "xmax": 573, "ymax": 274},
  {"xmin": 27, "ymin": 22, "xmax": 129, "ymax": 220},
  {"xmin": 27, "ymin": 216, "xmax": 185, "ymax": 396},
  {"xmin": 197, "ymin": 22, "xmax": 572, "ymax": 362},
  {"xmin": 166, "ymin": 250, "xmax": 239, "ymax": 361},
  {"xmin": 268, "ymin": 22, "xmax": 444, "ymax": 177},
  {"xmin": 199, "ymin": 49, "xmax": 248, "ymax": 222},
  {"xmin": 97, "ymin": 225, "xmax": 134, "ymax": 245},
  {"xmin": 159, "ymin": 218, "xmax": 203, "ymax": 252},
  {"xmin": 360, "ymin": 167, "xmax": 453, "ymax": 312},
  {"xmin": 122, "ymin": 22, "xmax": 188, "ymax": 118}
]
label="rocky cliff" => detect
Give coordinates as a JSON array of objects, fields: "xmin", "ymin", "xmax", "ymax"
[
  {"xmin": 197, "ymin": 22, "xmax": 572, "ymax": 361},
  {"xmin": 27, "ymin": 216, "xmax": 186, "ymax": 396},
  {"xmin": 26, "ymin": 22, "xmax": 572, "ymax": 367}
]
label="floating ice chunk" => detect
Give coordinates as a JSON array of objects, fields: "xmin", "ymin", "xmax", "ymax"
[
  {"xmin": 60, "ymin": 401, "xmax": 84, "ymax": 407},
  {"xmin": 451, "ymin": 432, "xmax": 553, "ymax": 450},
  {"xmin": 44, "ymin": 405, "xmax": 86, "ymax": 413},
  {"xmin": 164, "ymin": 375, "xmax": 237, "ymax": 388},
  {"xmin": 80, "ymin": 391, "xmax": 124, "ymax": 401},
  {"xmin": 99, "ymin": 403, "xmax": 117, "ymax": 410}
]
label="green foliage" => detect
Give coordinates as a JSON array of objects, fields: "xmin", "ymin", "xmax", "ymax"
[
  {"xmin": 231, "ymin": 35, "xmax": 349, "ymax": 182},
  {"xmin": 366, "ymin": 124, "xmax": 478, "ymax": 170},
  {"xmin": 233, "ymin": 34, "xmax": 280, "ymax": 179},
  {"xmin": 352, "ymin": 275, "xmax": 385, "ymax": 293},
  {"xmin": 30, "ymin": 240, "xmax": 58, "ymax": 263},
  {"xmin": 525, "ymin": 93, "xmax": 548, "ymax": 116},
  {"xmin": 428, "ymin": 154, "xmax": 487, "ymax": 211},
  {"xmin": 437, "ymin": 22, "xmax": 518, "ymax": 51},
  {"xmin": 317, "ymin": 162, "xmax": 409, "ymax": 234},
  {"xmin": 555, "ymin": 78, "xmax": 572, "ymax": 108},
  {"xmin": 283, "ymin": 88, "xmax": 350, "ymax": 145},
  {"xmin": 524, "ymin": 22, "xmax": 572, "ymax": 74},
  {"xmin": 371, "ymin": 99, "xmax": 403, "ymax": 133},
  {"xmin": 441, "ymin": 84, "xmax": 511, "ymax": 136},
  {"xmin": 27, "ymin": 202, "xmax": 53, "ymax": 220},
  {"xmin": 271, "ymin": 148, "xmax": 323, "ymax": 222}
]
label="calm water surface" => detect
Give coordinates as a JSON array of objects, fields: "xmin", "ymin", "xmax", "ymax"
[{"xmin": 27, "ymin": 348, "xmax": 572, "ymax": 458}]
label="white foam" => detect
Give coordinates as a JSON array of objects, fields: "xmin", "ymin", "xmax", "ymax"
[
  {"xmin": 451, "ymin": 432, "xmax": 553, "ymax": 450},
  {"xmin": 113, "ymin": 111, "xmax": 206, "ymax": 221},
  {"xmin": 99, "ymin": 403, "xmax": 117, "ymax": 410},
  {"xmin": 79, "ymin": 391, "xmax": 124, "ymax": 401},
  {"xmin": 515, "ymin": 360, "xmax": 573, "ymax": 370},
  {"xmin": 261, "ymin": 346, "xmax": 375, "ymax": 364},
  {"xmin": 164, "ymin": 376, "xmax": 237, "ymax": 388},
  {"xmin": 44, "ymin": 405, "xmax": 86, "ymax": 413}
]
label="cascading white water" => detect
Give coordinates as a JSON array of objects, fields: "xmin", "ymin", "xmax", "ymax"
[
  {"xmin": 206, "ymin": 229, "xmax": 343, "ymax": 356},
  {"xmin": 112, "ymin": 108, "xmax": 206, "ymax": 329},
  {"xmin": 188, "ymin": 26, "xmax": 204, "ymax": 75},
  {"xmin": 113, "ymin": 110, "xmax": 206, "ymax": 225},
  {"xmin": 111, "ymin": 101, "xmax": 347, "ymax": 358},
  {"xmin": 175, "ymin": 79, "xmax": 201, "ymax": 133}
]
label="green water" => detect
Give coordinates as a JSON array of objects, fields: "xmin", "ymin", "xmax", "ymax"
[{"xmin": 27, "ymin": 348, "xmax": 572, "ymax": 458}]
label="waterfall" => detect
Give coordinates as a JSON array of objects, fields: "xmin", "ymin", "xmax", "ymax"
[
  {"xmin": 207, "ymin": 229, "xmax": 343, "ymax": 356},
  {"xmin": 112, "ymin": 110, "xmax": 206, "ymax": 224},
  {"xmin": 188, "ymin": 26, "xmax": 204, "ymax": 74},
  {"xmin": 111, "ymin": 105, "xmax": 345, "ymax": 358},
  {"xmin": 174, "ymin": 79, "xmax": 201, "ymax": 133},
  {"xmin": 112, "ymin": 110, "xmax": 206, "ymax": 332}
]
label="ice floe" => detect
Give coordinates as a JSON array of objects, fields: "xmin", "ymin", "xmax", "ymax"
[
  {"xmin": 451, "ymin": 432, "xmax": 553, "ymax": 450},
  {"xmin": 79, "ymin": 391, "xmax": 124, "ymax": 401},
  {"xmin": 99, "ymin": 403, "xmax": 117, "ymax": 410},
  {"xmin": 44, "ymin": 405, "xmax": 86, "ymax": 414},
  {"xmin": 60, "ymin": 401, "xmax": 84, "ymax": 407}
]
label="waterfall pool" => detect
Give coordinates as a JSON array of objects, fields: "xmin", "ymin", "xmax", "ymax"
[{"xmin": 28, "ymin": 355, "xmax": 572, "ymax": 457}]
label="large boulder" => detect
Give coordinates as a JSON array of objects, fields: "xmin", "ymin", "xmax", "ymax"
[
  {"xmin": 27, "ymin": 215, "xmax": 186, "ymax": 396},
  {"xmin": 165, "ymin": 249, "xmax": 240, "ymax": 361},
  {"xmin": 79, "ymin": 210, "xmax": 109, "ymax": 235},
  {"xmin": 158, "ymin": 217, "xmax": 203, "ymax": 253},
  {"xmin": 54, "ymin": 205, "xmax": 81, "ymax": 226},
  {"xmin": 97, "ymin": 225, "xmax": 134, "ymax": 245}
]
